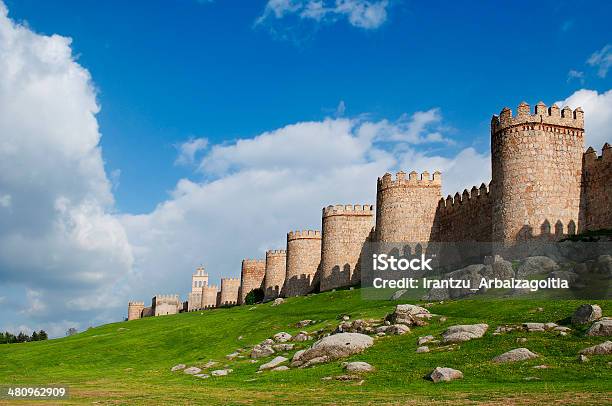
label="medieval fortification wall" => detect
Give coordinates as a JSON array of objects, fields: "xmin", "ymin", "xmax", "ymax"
[
  {"xmin": 128, "ymin": 100, "xmax": 612, "ymax": 320},
  {"xmin": 239, "ymin": 259, "xmax": 266, "ymax": 304},
  {"xmin": 437, "ymin": 183, "xmax": 493, "ymax": 242},
  {"xmin": 202, "ymin": 285, "xmax": 218, "ymax": 309},
  {"xmin": 285, "ymin": 230, "xmax": 321, "ymax": 297},
  {"xmin": 320, "ymin": 205, "xmax": 374, "ymax": 291},
  {"xmin": 219, "ymin": 277, "xmax": 240, "ymax": 306},
  {"xmin": 153, "ymin": 295, "xmax": 181, "ymax": 316},
  {"xmin": 582, "ymin": 144, "xmax": 612, "ymax": 231},
  {"xmin": 375, "ymin": 171, "xmax": 441, "ymax": 244},
  {"xmin": 127, "ymin": 301, "xmax": 144, "ymax": 321},
  {"xmin": 263, "ymin": 250, "xmax": 286, "ymax": 301},
  {"xmin": 491, "ymin": 102, "xmax": 584, "ymax": 243}
]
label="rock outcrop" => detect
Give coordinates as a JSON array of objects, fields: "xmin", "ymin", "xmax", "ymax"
[
  {"xmin": 429, "ymin": 367, "xmax": 463, "ymax": 383},
  {"xmin": 492, "ymin": 348, "xmax": 538, "ymax": 363},
  {"xmin": 292, "ymin": 333, "xmax": 374, "ymax": 367},
  {"xmin": 442, "ymin": 324, "xmax": 488, "ymax": 343},
  {"xmin": 571, "ymin": 304, "xmax": 602, "ymax": 325}
]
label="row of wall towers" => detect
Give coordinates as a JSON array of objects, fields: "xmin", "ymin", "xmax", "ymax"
[{"xmin": 128, "ymin": 100, "xmax": 611, "ymax": 319}]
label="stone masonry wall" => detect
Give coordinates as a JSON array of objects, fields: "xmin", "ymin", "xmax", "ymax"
[
  {"xmin": 127, "ymin": 302, "xmax": 144, "ymax": 320},
  {"xmin": 263, "ymin": 250, "xmax": 286, "ymax": 301},
  {"xmin": 285, "ymin": 230, "xmax": 322, "ymax": 297},
  {"xmin": 491, "ymin": 102, "xmax": 584, "ymax": 243},
  {"xmin": 153, "ymin": 295, "xmax": 181, "ymax": 316},
  {"xmin": 187, "ymin": 292, "xmax": 203, "ymax": 311},
  {"xmin": 239, "ymin": 259, "xmax": 266, "ymax": 304},
  {"xmin": 320, "ymin": 204, "xmax": 374, "ymax": 291},
  {"xmin": 376, "ymin": 171, "xmax": 442, "ymax": 244},
  {"xmin": 219, "ymin": 278, "xmax": 240, "ymax": 306},
  {"xmin": 202, "ymin": 285, "xmax": 218, "ymax": 309},
  {"xmin": 581, "ymin": 144, "xmax": 612, "ymax": 231},
  {"xmin": 437, "ymin": 183, "xmax": 493, "ymax": 242}
]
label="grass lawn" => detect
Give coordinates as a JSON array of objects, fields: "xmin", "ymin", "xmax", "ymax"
[{"xmin": 0, "ymin": 289, "xmax": 611, "ymax": 405}]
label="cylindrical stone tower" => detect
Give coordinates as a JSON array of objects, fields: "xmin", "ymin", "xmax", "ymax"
[
  {"xmin": 491, "ymin": 102, "xmax": 584, "ymax": 243},
  {"xmin": 285, "ymin": 230, "xmax": 322, "ymax": 297},
  {"xmin": 320, "ymin": 204, "xmax": 374, "ymax": 292},
  {"xmin": 202, "ymin": 285, "xmax": 218, "ymax": 309},
  {"xmin": 239, "ymin": 259, "xmax": 265, "ymax": 304},
  {"xmin": 219, "ymin": 277, "xmax": 240, "ymax": 306},
  {"xmin": 127, "ymin": 301, "xmax": 144, "ymax": 320},
  {"xmin": 264, "ymin": 250, "xmax": 286, "ymax": 301},
  {"xmin": 375, "ymin": 170, "xmax": 442, "ymax": 243}
]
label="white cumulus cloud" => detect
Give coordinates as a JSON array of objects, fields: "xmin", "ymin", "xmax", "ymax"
[
  {"xmin": 0, "ymin": 1, "xmax": 133, "ymax": 335},
  {"xmin": 256, "ymin": 0, "xmax": 390, "ymax": 30},
  {"xmin": 557, "ymin": 88, "xmax": 612, "ymax": 151}
]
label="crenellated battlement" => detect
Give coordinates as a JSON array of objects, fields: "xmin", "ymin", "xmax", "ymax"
[
  {"xmin": 266, "ymin": 249, "xmax": 286, "ymax": 256},
  {"xmin": 242, "ymin": 258, "xmax": 265, "ymax": 265},
  {"xmin": 491, "ymin": 101, "xmax": 584, "ymax": 135},
  {"xmin": 221, "ymin": 277, "xmax": 240, "ymax": 283},
  {"xmin": 438, "ymin": 182, "xmax": 491, "ymax": 211},
  {"xmin": 128, "ymin": 301, "xmax": 144, "ymax": 306},
  {"xmin": 583, "ymin": 143, "xmax": 612, "ymax": 166},
  {"xmin": 287, "ymin": 229, "xmax": 322, "ymax": 240},
  {"xmin": 154, "ymin": 294, "xmax": 180, "ymax": 300},
  {"xmin": 322, "ymin": 204, "xmax": 374, "ymax": 217},
  {"xmin": 377, "ymin": 170, "xmax": 442, "ymax": 190}
]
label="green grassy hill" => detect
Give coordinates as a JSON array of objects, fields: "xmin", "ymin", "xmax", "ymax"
[{"xmin": 1, "ymin": 290, "xmax": 611, "ymax": 405}]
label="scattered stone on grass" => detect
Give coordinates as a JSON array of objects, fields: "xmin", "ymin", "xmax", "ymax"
[
  {"xmin": 442, "ymin": 324, "xmax": 488, "ymax": 343},
  {"xmin": 211, "ymin": 369, "xmax": 233, "ymax": 376},
  {"xmin": 272, "ymin": 366, "xmax": 290, "ymax": 371},
  {"xmin": 171, "ymin": 364, "xmax": 186, "ymax": 372},
  {"xmin": 386, "ymin": 304, "xmax": 431, "ymax": 326},
  {"xmin": 251, "ymin": 344, "xmax": 275, "ymax": 359},
  {"xmin": 572, "ymin": 304, "xmax": 602, "ymax": 325},
  {"xmin": 492, "ymin": 348, "xmax": 538, "ymax": 363},
  {"xmin": 293, "ymin": 333, "xmax": 374, "ymax": 368},
  {"xmin": 259, "ymin": 356, "xmax": 288, "ymax": 371},
  {"xmin": 579, "ymin": 341, "xmax": 612, "ymax": 355},
  {"xmin": 273, "ymin": 332, "xmax": 292, "ymax": 342},
  {"xmin": 429, "ymin": 367, "xmax": 463, "ymax": 383},
  {"xmin": 296, "ymin": 320, "xmax": 312, "ymax": 328},
  {"xmin": 587, "ymin": 318, "xmax": 612, "ymax": 337},
  {"xmin": 344, "ymin": 361, "xmax": 374, "ymax": 373},
  {"xmin": 292, "ymin": 332, "xmax": 311, "ymax": 342},
  {"xmin": 183, "ymin": 367, "xmax": 202, "ymax": 375},
  {"xmin": 418, "ymin": 335, "xmax": 435, "ymax": 345},
  {"xmin": 273, "ymin": 343, "xmax": 294, "ymax": 351},
  {"xmin": 416, "ymin": 346, "xmax": 430, "ymax": 353}
]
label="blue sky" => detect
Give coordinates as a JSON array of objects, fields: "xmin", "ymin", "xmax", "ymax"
[
  {"xmin": 5, "ymin": 0, "xmax": 611, "ymax": 214},
  {"xmin": 0, "ymin": 0, "xmax": 610, "ymax": 336}
]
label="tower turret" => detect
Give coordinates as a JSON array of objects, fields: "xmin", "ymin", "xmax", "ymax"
[
  {"xmin": 127, "ymin": 301, "xmax": 144, "ymax": 321},
  {"xmin": 285, "ymin": 230, "xmax": 322, "ymax": 297},
  {"xmin": 375, "ymin": 171, "xmax": 442, "ymax": 243},
  {"xmin": 320, "ymin": 204, "xmax": 374, "ymax": 291},
  {"xmin": 263, "ymin": 250, "xmax": 286, "ymax": 301},
  {"xmin": 490, "ymin": 102, "xmax": 584, "ymax": 243}
]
